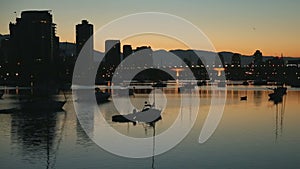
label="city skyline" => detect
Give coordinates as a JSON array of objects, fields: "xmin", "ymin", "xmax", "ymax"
[
  {"xmin": 0, "ymin": 0, "xmax": 299, "ymax": 57},
  {"xmin": 0, "ymin": 4, "xmax": 300, "ymax": 169}
]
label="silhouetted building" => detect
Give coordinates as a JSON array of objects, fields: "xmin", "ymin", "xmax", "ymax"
[
  {"xmin": 265, "ymin": 57, "xmax": 285, "ymax": 82},
  {"xmin": 134, "ymin": 46, "xmax": 152, "ymax": 59},
  {"xmin": 105, "ymin": 40, "xmax": 121, "ymax": 67},
  {"xmin": 8, "ymin": 10, "xmax": 59, "ymax": 86},
  {"xmin": 0, "ymin": 35, "xmax": 10, "ymax": 82},
  {"xmin": 76, "ymin": 20, "xmax": 93, "ymax": 56},
  {"xmin": 59, "ymin": 42, "xmax": 76, "ymax": 59},
  {"xmin": 286, "ymin": 60, "xmax": 300, "ymax": 86},
  {"xmin": 253, "ymin": 50, "xmax": 263, "ymax": 65},
  {"xmin": 133, "ymin": 46, "xmax": 153, "ymax": 67},
  {"xmin": 134, "ymin": 46, "xmax": 151, "ymax": 52},
  {"xmin": 59, "ymin": 42, "xmax": 77, "ymax": 83},
  {"xmin": 231, "ymin": 53, "xmax": 241, "ymax": 67},
  {"xmin": 97, "ymin": 40, "xmax": 121, "ymax": 80},
  {"xmin": 228, "ymin": 53, "xmax": 243, "ymax": 80},
  {"xmin": 251, "ymin": 50, "xmax": 264, "ymax": 79},
  {"xmin": 122, "ymin": 44, "xmax": 132, "ymax": 60},
  {"xmin": 287, "ymin": 60, "xmax": 300, "ymax": 68}
]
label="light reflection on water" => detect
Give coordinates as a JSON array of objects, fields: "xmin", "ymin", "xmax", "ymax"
[{"xmin": 0, "ymin": 87, "xmax": 300, "ymax": 169}]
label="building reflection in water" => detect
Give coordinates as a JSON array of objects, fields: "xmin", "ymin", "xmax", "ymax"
[
  {"xmin": 10, "ymin": 110, "xmax": 66, "ymax": 169},
  {"xmin": 76, "ymin": 117, "xmax": 93, "ymax": 146},
  {"xmin": 253, "ymin": 90, "xmax": 263, "ymax": 106},
  {"xmin": 273, "ymin": 95, "xmax": 287, "ymax": 142}
]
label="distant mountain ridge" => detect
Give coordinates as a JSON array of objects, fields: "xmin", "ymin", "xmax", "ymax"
[{"xmin": 58, "ymin": 42, "xmax": 299, "ymax": 66}]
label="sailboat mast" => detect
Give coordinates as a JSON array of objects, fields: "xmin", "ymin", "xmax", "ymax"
[
  {"xmin": 152, "ymin": 123, "xmax": 156, "ymax": 169},
  {"xmin": 153, "ymin": 86, "xmax": 156, "ymax": 107}
]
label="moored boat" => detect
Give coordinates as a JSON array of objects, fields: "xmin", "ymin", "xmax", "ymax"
[
  {"xmin": 268, "ymin": 86, "xmax": 287, "ymax": 104},
  {"xmin": 112, "ymin": 107, "xmax": 162, "ymax": 123},
  {"xmin": 95, "ymin": 90, "xmax": 111, "ymax": 103},
  {"xmin": 240, "ymin": 96, "xmax": 247, "ymax": 101},
  {"xmin": 113, "ymin": 100, "xmax": 162, "ymax": 123},
  {"xmin": 19, "ymin": 98, "xmax": 66, "ymax": 112},
  {"xmin": 95, "ymin": 88, "xmax": 111, "ymax": 103},
  {"xmin": 242, "ymin": 81, "xmax": 249, "ymax": 86}
]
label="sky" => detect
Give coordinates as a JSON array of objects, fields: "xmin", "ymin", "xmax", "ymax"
[{"xmin": 0, "ymin": 0, "xmax": 299, "ymax": 57}]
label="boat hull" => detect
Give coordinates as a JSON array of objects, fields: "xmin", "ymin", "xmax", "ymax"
[
  {"xmin": 20, "ymin": 100, "xmax": 66, "ymax": 112},
  {"xmin": 112, "ymin": 108, "xmax": 162, "ymax": 123}
]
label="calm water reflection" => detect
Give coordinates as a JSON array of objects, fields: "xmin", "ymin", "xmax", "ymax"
[{"xmin": 0, "ymin": 87, "xmax": 300, "ymax": 169}]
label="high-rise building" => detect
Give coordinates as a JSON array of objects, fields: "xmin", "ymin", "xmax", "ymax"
[
  {"xmin": 253, "ymin": 50, "xmax": 263, "ymax": 65},
  {"xmin": 230, "ymin": 53, "xmax": 242, "ymax": 80},
  {"xmin": 105, "ymin": 40, "xmax": 121, "ymax": 67},
  {"xmin": 0, "ymin": 35, "xmax": 10, "ymax": 81},
  {"xmin": 122, "ymin": 44, "xmax": 132, "ymax": 60},
  {"xmin": 0, "ymin": 35, "xmax": 10, "ymax": 64},
  {"xmin": 9, "ymin": 10, "xmax": 59, "ymax": 85},
  {"xmin": 75, "ymin": 20, "xmax": 93, "ymax": 56},
  {"xmin": 252, "ymin": 50, "xmax": 263, "ymax": 78}
]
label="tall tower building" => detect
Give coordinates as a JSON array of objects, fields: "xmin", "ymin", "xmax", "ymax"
[
  {"xmin": 105, "ymin": 40, "xmax": 121, "ymax": 67},
  {"xmin": 76, "ymin": 20, "xmax": 93, "ymax": 56},
  {"xmin": 9, "ymin": 10, "xmax": 59, "ymax": 85},
  {"xmin": 251, "ymin": 50, "xmax": 264, "ymax": 79},
  {"xmin": 122, "ymin": 44, "xmax": 132, "ymax": 60}
]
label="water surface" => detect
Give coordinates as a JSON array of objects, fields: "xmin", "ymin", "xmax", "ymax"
[{"xmin": 0, "ymin": 86, "xmax": 299, "ymax": 169}]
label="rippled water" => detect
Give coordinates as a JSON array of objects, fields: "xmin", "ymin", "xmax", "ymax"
[{"xmin": 0, "ymin": 86, "xmax": 299, "ymax": 169}]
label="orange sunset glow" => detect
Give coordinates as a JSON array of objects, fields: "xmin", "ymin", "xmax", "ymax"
[{"xmin": 0, "ymin": 0, "xmax": 299, "ymax": 57}]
